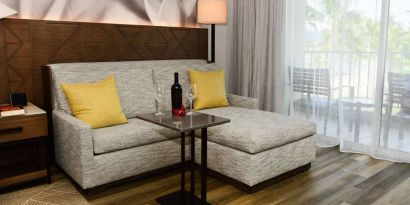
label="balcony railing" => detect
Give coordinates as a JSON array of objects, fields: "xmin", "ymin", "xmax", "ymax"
[{"xmin": 303, "ymin": 50, "xmax": 410, "ymax": 100}]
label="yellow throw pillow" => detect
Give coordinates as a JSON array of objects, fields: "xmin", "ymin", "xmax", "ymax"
[
  {"xmin": 188, "ymin": 69, "xmax": 229, "ymax": 110},
  {"xmin": 61, "ymin": 76, "xmax": 128, "ymax": 129}
]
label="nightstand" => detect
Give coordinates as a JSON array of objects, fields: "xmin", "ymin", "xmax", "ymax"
[{"xmin": 0, "ymin": 103, "xmax": 50, "ymax": 189}]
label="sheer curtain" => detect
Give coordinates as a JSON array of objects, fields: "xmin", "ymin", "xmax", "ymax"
[{"xmin": 286, "ymin": 0, "xmax": 410, "ymax": 162}]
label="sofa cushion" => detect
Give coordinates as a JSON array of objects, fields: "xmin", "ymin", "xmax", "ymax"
[
  {"xmin": 50, "ymin": 61, "xmax": 156, "ymax": 119},
  {"xmin": 92, "ymin": 118, "xmax": 180, "ymax": 154},
  {"xmin": 198, "ymin": 107, "xmax": 316, "ymax": 154}
]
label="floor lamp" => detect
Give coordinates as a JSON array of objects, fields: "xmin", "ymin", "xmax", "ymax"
[{"xmin": 197, "ymin": 0, "xmax": 227, "ymax": 63}]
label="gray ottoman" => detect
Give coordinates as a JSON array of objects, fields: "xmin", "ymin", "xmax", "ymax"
[{"xmin": 196, "ymin": 107, "xmax": 316, "ymax": 193}]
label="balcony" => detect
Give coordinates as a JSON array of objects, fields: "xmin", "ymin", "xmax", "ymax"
[{"xmin": 291, "ymin": 51, "xmax": 410, "ymax": 152}]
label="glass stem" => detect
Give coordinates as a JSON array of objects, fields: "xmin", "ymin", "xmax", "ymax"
[
  {"xmin": 190, "ymin": 99, "xmax": 193, "ymax": 113},
  {"xmin": 158, "ymin": 99, "xmax": 161, "ymax": 113}
]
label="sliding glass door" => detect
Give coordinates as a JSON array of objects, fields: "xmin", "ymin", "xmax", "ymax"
[
  {"xmin": 286, "ymin": 0, "xmax": 410, "ymax": 162},
  {"xmin": 378, "ymin": 0, "xmax": 410, "ymax": 161}
]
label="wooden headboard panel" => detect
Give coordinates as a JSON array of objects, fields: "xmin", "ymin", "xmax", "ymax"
[{"xmin": 0, "ymin": 18, "xmax": 208, "ymax": 108}]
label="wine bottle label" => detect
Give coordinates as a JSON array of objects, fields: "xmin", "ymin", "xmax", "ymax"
[{"xmin": 171, "ymin": 91, "xmax": 182, "ymax": 109}]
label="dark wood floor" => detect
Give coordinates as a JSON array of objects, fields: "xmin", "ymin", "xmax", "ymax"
[{"xmin": 50, "ymin": 146, "xmax": 410, "ymax": 205}]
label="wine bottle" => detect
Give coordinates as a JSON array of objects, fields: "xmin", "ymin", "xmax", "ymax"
[{"xmin": 171, "ymin": 72, "xmax": 182, "ymax": 115}]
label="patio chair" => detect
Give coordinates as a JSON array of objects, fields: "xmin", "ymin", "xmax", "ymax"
[
  {"xmin": 290, "ymin": 67, "xmax": 354, "ymax": 136},
  {"xmin": 384, "ymin": 72, "xmax": 410, "ymax": 140}
]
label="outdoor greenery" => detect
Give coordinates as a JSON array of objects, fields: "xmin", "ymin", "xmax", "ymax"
[{"xmin": 305, "ymin": 0, "xmax": 410, "ymax": 73}]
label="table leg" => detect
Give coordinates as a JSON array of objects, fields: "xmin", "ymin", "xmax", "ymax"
[
  {"xmin": 181, "ymin": 132, "xmax": 185, "ymax": 204},
  {"xmin": 338, "ymin": 101, "xmax": 344, "ymax": 138},
  {"xmin": 354, "ymin": 103, "xmax": 361, "ymax": 142},
  {"xmin": 383, "ymin": 104, "xmax": 390, "ymax": 147},
  {"xmin": 190, "ymin": 130, "xmax": 195, "ymax": 204},
  {"xmin": 156, "ymin": 131, "xmax": 206, "ymax": 205},
  {"xmin": 201, "ymin": 128, "xmax": 207, "ymax": 204},
  {"xmin": 349, "ymin": 104, "xmax": 354, "ymax": 132}
]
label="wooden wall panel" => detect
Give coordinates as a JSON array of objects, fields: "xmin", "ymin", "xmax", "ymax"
[
  {"xmin": 0, "ymin": 19, "xmax": 208, "ymax": 107},
  {"xmin": 0, "ymin": 23, "xmax": 8, "ymax": 103}
]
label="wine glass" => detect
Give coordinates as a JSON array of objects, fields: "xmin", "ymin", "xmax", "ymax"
[
  {"xmin": 183, "ymin": 84, "xmax": 197, "ymax": 115},
  {"xmin": 154, "ymin": 84, "xmax": 166, "ymax": 115}
]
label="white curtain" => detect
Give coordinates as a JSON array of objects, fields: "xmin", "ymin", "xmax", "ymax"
[{"xmin": 286, "ymin": 0, "xmax": 410, "ymax": 162}]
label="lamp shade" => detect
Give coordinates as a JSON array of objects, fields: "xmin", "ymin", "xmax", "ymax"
[
  {"xmin": 0, "ymin": 2, "xmax": 16, "ymax": 19},
  {"xmin": 197, "ymin": 0, "xmax": 227, "ymax": 24}
]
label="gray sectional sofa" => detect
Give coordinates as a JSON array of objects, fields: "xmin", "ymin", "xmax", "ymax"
[{"xmin": 47, "ymin": 59, "xmax": 316, "ymax": 192}]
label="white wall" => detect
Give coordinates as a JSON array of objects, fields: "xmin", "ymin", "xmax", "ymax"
[
  {"xmin": 206, "ymin": 24, "xmax": 228, "ymax": 69},
  {"xmin": 215, "ymin": 25, "xmax": 229, "ymax": 69},
  {"xmin": 214, "ymin": 0, "xmax": 233, "ymax": 71}
]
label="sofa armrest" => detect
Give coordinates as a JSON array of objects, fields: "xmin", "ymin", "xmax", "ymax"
[
  {"xmin": 227, "ymin": 94, "xmax": 259, "ymax": 110},
  {"xmin": 53, "ymin": 110, "xmax": 94, "ymax": 188}
]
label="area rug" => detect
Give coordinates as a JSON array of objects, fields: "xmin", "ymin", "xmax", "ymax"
[{"xmin": 0, "ymin": 180, "xmax": 88, "ymax": 205}]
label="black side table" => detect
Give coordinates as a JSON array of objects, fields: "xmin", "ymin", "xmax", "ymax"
[{"xmin": 135, "ymin": 111, "xmax": 230, "ymax": 205}]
